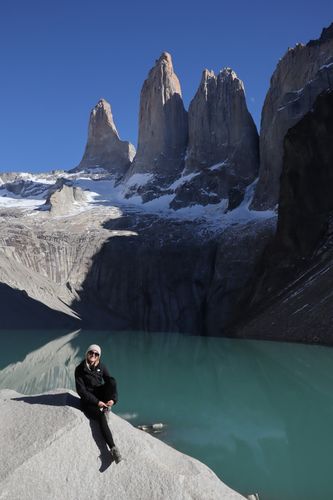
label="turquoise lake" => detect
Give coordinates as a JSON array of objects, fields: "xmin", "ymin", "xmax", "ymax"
[{"xmin": 1, "ymin": 329, "xmax": 333, "ymax": 500}]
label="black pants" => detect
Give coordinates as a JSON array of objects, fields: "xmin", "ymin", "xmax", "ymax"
[{"xmin": 82, "ymin": 382, "xmax": 116, "ymax": 449}]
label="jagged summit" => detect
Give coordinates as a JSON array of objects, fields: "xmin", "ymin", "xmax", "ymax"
[
  {"xmin": 92, "ymin": 98, "xmax": 119, "ymax": 133},
  {"xmin": 157, "ymin": 51, "xmax": 173, "ymax": 64},
  {"xmin": 310, "ymin": 21, "xmax": 333, "ymax": 45},
  {"xmin": 73, "ymin": 98, "xmax": 135, "ymax": 176},
  {"xmin": 170, "ymin": 66, "xmax": 258, "ymax": 210},
  {"xmin": 219, "ymin": 67, "xmax": 242, "ymax": 81}
]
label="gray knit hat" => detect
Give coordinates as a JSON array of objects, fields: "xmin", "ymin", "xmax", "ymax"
[{"xmin": 86, "ymin": 344, "xmax": 101, "ymax": 357}]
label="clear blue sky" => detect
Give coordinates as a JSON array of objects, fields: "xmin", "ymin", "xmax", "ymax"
[{"xmin": 1, "ymin": 0, "xmax": 332, "ymax": 172}]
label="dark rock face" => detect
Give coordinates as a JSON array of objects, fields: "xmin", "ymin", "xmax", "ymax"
[
  {"xmin": 73, "ymin": 214, "xmax": 274, "ymax": 335},
  {"xmin": 0, "ymin": 179, "xmax": 50, "ymax": 198},
  {"xmin": 252, "ymin": 23, "xmax": 333, "ymax": 210},
  {"xmin": 276, "ymin": 90, "xmax": 333, "ymax": 257},
  {"xmin": 75, "ymin": 215, "xmax": 215, "ymax": 334},
  {"xmin": 229, "ymin": 90, "xmax": 333, "ymax": 344},
  {"xmin": 124, "ymin": 53, "xmax": 188, "ymax": 200},
  {"xmin": 75, "ymin": 99, "xmax": 135, "ymax": 176},
  {"xmin": 171, "ymin": 68, "xmax": 259, "ymax": 210},
  {"xmin": 204, "ymin": 219, "xmax": 276, "ymax": 334}
]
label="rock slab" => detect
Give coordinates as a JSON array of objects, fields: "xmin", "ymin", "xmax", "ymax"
[{"xmin": 0, "ymin": 389, "xmax": 244, "ymax": 500}]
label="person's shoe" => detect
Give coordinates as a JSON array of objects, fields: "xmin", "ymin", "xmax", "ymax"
[{"xmin": 110, "ymin": 446, "xmax": 123, "ymax": 464}]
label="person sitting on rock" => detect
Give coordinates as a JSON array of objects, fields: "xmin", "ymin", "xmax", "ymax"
[{"xmin": 75, "ymin": 343, "xmax": 122, "ymax": 463}]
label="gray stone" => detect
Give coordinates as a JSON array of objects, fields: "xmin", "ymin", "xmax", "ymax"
[
  {"xmin": 252, "ymin": 22, "xmax": 333, "ymax": 210},
  {"xmin": 276, "ymin": 89, "xmax": 333, "ymax": 257},
  {"xmin": 0, "ymin": 183, "xmax": 275, "ymax": 337},
  {"xmin": 171, "ymin": 68, "xmax": 258, "ymax": 210},
  {"xmin": 74, "ymin": 99, "xmax": 135, "ymax": 176},
  {"xmin": 230, "ymin": 90, "xmax": 333, "ymax": 344},
  {"xmin": 0, "ymin": 389, "xmax": 244, "ymax": 499},
  {"xmin": 124, "ymin": 52, "xmax": 188, "ymax": 199},
  {"xmin": 43, "ymin": 181, "xmax": 87, "ymax": 216}
]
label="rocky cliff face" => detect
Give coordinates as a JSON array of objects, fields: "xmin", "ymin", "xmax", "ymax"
[
  {"xmin": 252, "ymin": 22, "xmax": 333, "ymax": 210},
  {"xmin": 124, "ymin": 52, "xmax": 188, "ymax": 201},
  {"xmin": 0, "ymin": 203, "xmax": 128, "ymax": 329},
  {"xmin": 72, "ymin": 213, "xmax": 274, "ymax": 335},
  {"xmin": 0, "ymin": 183, "xmax": 275, "ymax": 335},
  {"xmin": 230, "ymin": 90, "xmax": 333, "ymax": 343},
  {"xmin": 75, "ymin": 99, "xmax": 135, "ymax": 176},
  {"xmin": 171, "ymin": 68, "xmax": 259, "ymax": 210},
  {"xmin": 276, "ymin": 89, "xmax": 333, "ymax": 257}
]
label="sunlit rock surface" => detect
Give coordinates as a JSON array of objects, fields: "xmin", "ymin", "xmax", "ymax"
[
  {"xmin": 0, "ymin": 389, "xmax": 244, "ymax": 500},
  {"xmin": 124, "ymin": 52, "xmax": 188, "ymax": 201},
  {"xmin": 74, "ymin": 99, "xmax": 135, "ymax": 175},
  {"xmin": 0, "ymin": 170, "xmax": 276, "ymax": 334},
  {"xmin": 171, "ymin": 68, "xmax": 258, "ymax": 210}
]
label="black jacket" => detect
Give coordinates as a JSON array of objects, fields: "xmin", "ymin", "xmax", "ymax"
[{"xmin": 75, "ymin": 360, "xmax": 118, "ymax": 407}]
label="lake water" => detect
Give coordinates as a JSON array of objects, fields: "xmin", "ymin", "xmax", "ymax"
[{"xmin": 1, "ymin": 328, "xmax": 333, "ymax": 500}]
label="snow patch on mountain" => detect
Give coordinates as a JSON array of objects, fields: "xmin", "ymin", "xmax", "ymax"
[{"xmin": 0, "ymin": 170, "xmax": 276, "ymax": 228}]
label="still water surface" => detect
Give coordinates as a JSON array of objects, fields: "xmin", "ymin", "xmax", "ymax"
[{"xmin": 1, "ymin": 329, "xmax": 333, "ymax": 500}]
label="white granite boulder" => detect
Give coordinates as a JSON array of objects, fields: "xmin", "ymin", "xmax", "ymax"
[{"xmin": 0, "ymin": 389, "xmax": 244, "ymax": 500}]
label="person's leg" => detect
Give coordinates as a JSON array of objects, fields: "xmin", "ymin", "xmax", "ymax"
[
  {"xmin": 82, "ymin": 403, "xmax": 115, "ymax": 449},
  {"xmin": 91, "ymin": 386, "xmax": 122, "ymax": 462},
  {"xmin": 97, "ymin": 412, "xmax": 115, "ymax": 448}
]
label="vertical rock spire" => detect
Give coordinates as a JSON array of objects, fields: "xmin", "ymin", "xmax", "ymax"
[
  {"xmin": 171, "ymin": 67, "xmax": 258, "ymax": 210},
  {"xmin": 75, "ymin": 99, "xmax": 135, "ymax": 176},
  {"xmin": 125, "ymin": 52, "xmax": 188, "ymax": 200}
]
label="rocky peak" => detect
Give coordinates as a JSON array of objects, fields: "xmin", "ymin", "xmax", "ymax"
[
  {"xmin": 171, "ymin": 66, "xmax": 258, "ymax": 210},
  {"xmin": 310, "ymin": 21, "xmax": 333, "ymax": 45},
  {"xmin": 219, "ymin": 67, "xmax": 244, "ymax": 86},
  {"xmin": 124, "ymin": 52, "xmax": 188, "ymax": 199},
  {"xmin": 184, "ymin": 66, "xmax": 256, "ymax": 173},
  {"xmin": 74, "ymin": 98, "xmax": 135, "ymax": 177},
  {"xmin": 251, "ymin": 23, "xmax": 333, "ymax": 210},
  {"xmin": 90, "ymin": 98, "xmax": 119, "ymax": 134}
]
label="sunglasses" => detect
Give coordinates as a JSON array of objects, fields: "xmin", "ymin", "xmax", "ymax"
[{"xmin": 88, "ymin": 351, "xmax": 100, "ymax": 357}]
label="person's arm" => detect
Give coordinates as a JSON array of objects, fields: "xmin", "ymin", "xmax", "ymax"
[
  {"xmin": 102, "ymin": 364, "xmax": 118, "ymax": 405},
  {"xmin": 75, "ymin": 367, "xmax": 100, "ymax": 406}
]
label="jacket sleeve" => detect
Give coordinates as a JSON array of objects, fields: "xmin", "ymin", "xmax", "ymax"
[
  {"xmin": 102, "ymin": 364, "xmax": 118, "ymax": 405},
  {"xmin": 75, "ymin": 366, "xmax": 99, "ymax": 406}
]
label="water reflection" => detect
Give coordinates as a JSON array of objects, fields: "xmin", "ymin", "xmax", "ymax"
[{"xmin": 1, "ymin": 329, "xmax": 333, "ymax": 499}]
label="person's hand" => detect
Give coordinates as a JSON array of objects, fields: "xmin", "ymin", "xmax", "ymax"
[
  {"xmin": 98, "ymin": 401, "xmax": 107, "ymax": 408},
  {"xmin": 106, "ymin": 400, "xmax": 114, "ymax": 407}
]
